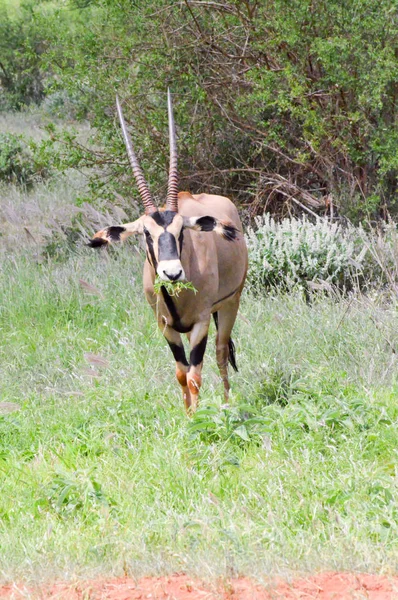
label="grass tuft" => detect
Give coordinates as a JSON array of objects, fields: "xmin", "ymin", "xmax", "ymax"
[{"xmin": 153, "ymin": 276, "xmax": 198, "ymax": 297}]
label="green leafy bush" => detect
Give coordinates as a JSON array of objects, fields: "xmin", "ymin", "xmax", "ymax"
[
  {"xmin": 187, "ymin": 402, "xmax": 270, "ymax": 447},
  {"xmin": 0, "ymin": 2, "xmax": 46, "ymax": 110},
  {"xmin": 42, "ymin": 90, "xmax": 88, "ymax": 120},
  {"xmin": 35, "ymin": 0, "xmax": 398, "ymax": 220},
  {"xmin": 2, "ymin": 1, "xmax": 398, "ymax": 219},
  {"xmin": 246, "ymin": 215, "xmax": 368, "ymax": 292},
  {"xmin": 0, "ymin": 133, "xmax": 41, "ymax": 186},
  {"xmin": 37, "ymin": 468, "xmax": 112, "ymax": 519}
]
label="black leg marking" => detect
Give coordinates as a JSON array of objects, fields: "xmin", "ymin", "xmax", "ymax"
[
  {"xmin": 167, "ymin": 341, "xmax": 189, "ymax": 366},
  {"xmin": 213, "ymin": 312, "xmax": 219, "ymax": 330},
  {"xmin": 190, "ymin": 335, "xmax": 208, "ymax": 367}
]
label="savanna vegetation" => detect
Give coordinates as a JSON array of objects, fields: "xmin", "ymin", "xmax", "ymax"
[
  {"xmin": 1, "ymin": 0, "xmax": 398, "ymax": 588},
  {"xmin": 1, "ymin": 0, "xmax": 398, "ymax": 218}
]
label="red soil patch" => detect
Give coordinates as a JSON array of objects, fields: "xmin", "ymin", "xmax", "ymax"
[{"xmin": 1, "ymin": 572, "xmax": 397, "ymax": 599}]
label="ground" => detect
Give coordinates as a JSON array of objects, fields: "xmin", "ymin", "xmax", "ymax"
[{"xmin": 1, "ymin": 573, "xmax": 398, "ymax": 599}]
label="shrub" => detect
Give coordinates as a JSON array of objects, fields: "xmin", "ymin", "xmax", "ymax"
[
  {"xmin": 0, "ymin": 2, "xmax": 46, "ymax": 110},
  {"xmin": 35, "ymin": 0, "xmax": 398, "ymax": 220},
  {"xmin": 0, "ymin": 133, "xmax": 48, "ymax": 186},
  {"xmin": 37, "ymin": 468, "xmax": 112, "ymax": 519},
  {"xmin": 42, "ymin": 90, "xmax": 88, "ymax": 120},
  {"xmin": 245, "ymin": 215, "xmax": 368, "ymax": 292},
  {"xmin": 187, "ymin": 402, "xmax": 270, "ymax": 447}
]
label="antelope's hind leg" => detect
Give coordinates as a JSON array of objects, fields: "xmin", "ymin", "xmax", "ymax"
[
  {"xmin": 162, "ymin": 325, "xmax": 191, "ymax": 412},
  {"xmin": 214, "ymin": 297, "xmax": 240, "ymax": 402}
]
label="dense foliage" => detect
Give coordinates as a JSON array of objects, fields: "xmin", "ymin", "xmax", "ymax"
[
  {"xmin": 0, "ymin": 2, "xmax": 46, "ymax": 109},
  {"xmin": 1, "ymin": 0, "xmax": 398, "ymax": 221}
]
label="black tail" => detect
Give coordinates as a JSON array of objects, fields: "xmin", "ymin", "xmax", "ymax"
[
  {"xmin": 228, "ymin": 337, "xmax": 238, "ymax": 372},
  {"xmin": 212, "ymin": 312, "xmax": 238, "ymax": 372}
]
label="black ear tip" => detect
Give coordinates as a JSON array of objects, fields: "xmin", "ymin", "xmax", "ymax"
[
  {"xmin": 87, "ymin": 238, "xmax": 109, "ymax": 248},
  {"xmin": 222, "ymin": 224, "xmax": 238, "ymax": 241}
]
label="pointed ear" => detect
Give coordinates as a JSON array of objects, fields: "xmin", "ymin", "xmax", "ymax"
[
  {"xmin": 182, "ymin": 216, "xmax": 239, "ymax": 241},
  {"xmin": 87, "ymin": 216, "xmax": 144, "ymax": 248}
]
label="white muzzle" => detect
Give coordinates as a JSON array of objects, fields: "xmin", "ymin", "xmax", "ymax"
[{"xmin": 157, "ymin": 260, "xmax": 186, "ymax": 282}]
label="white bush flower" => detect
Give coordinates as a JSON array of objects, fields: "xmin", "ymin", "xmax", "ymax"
[{"xmin": 245, "ymin": 215, "xmax": 369, "ymax": 292}]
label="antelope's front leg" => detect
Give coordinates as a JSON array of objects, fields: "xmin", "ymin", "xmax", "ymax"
[
  {"xmin": 161, "ymin": 325, "xmax": 191, "ymax": 412},
  {"xmin": 186, "ymin": 320, "xmax": 210, "ymax": 413}
]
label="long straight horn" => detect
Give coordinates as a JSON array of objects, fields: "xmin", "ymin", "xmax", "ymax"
[
  {"xmin": 166, "ymin": 88, "xmax": 179, "ymax": 212},
  {"xmin": 116, "ymin": 95, "xmax": 156, "ymax": 214}
]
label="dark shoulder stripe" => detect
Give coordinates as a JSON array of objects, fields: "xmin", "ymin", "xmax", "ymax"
[
  {"xmin": 212, "ymin": 286, "xmax": 240, "ymax": 306},
  {"xmin": 160, "ymin": 287, "xmax": 193, "ymax": 333}
]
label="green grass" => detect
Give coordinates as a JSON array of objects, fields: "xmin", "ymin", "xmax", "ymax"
[
  {"xmin": 1, "ymin": 248, "xmax": 398, "ymax": 584},
  {"xmin": 0, "ymin": 102, "xmax": 397, "ymax": 583}
]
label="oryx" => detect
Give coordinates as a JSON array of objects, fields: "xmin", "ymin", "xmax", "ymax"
[{"xmin": 89, "ymin": 91, "xmax": 247, "ymax": 412}]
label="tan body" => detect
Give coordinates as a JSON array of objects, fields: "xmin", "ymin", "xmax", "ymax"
[
  {"xmin": 89, "ymin": 91, "xmax": 248, "ymax": 412},
  {"xmin": 142, "ymin": 192, "xmax": 247, "ymax": 411}
]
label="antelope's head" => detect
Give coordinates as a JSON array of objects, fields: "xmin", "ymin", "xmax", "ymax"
[{"xmin": 89, "ymin": 91, "xmax": 238, "ymax": 283}]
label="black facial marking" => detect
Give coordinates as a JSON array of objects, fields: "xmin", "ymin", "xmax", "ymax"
[
  {"xmin": 87, "ymin": 238, "xmax": 108, "ymax": 248},
  {"xmin": 158, "ymin": 231, "xmax": 179, "ymax": 261},
  {"xmin": 106, "ymin": 226, "xmax": 126, "ymax": 241},
  {"xmin": 146, "ymin": 251, "xmax": 153, "ymax": 267},
  {"xmin": 145, "ymin": 232, "xmax": 157, "ymax": 269},
  {"xmin": 160, "ymin": 287, "xmax": 193, "ymax": 333},
  {"xmin": 167, "ymin": 341, "xmax": 189, "ymax": 366},
  {"xmin": 190, "ymin": 335, "xmax": 208, "ymax": 367},
  {"xmin": 178, "ymin": 229, "xmax": 184, "ymax": 254},
  {"xmin": 151, "ymin": 210, "xmax": 177, "ymax": 227}
]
